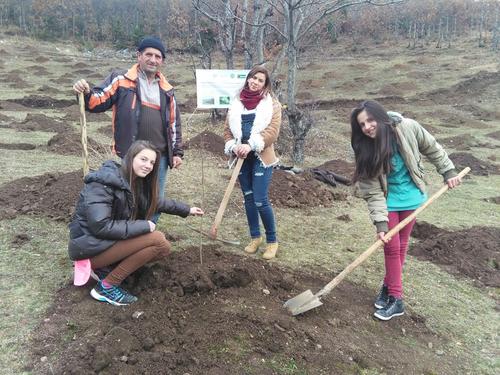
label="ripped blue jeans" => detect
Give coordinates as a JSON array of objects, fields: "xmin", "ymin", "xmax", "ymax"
[{"xmin": 238, "ymin": 152, "xmax": 277, "ymax": 243}]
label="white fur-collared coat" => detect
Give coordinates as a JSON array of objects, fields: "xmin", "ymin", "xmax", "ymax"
[{"xmin": 223, "ymin": 94, "xmax": 282, "ymax": 167}]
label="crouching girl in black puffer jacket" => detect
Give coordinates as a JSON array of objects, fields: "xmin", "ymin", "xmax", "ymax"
[{"xmin": 68, "ymin": 140, "xmax": 203, "ymax": 306}]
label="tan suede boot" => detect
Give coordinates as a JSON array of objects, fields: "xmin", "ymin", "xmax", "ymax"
[
  {"xmin": 244, "ymin": 237, "xmax": 263, "ymax": 254},
  {"xmin": 262, "ymin": 242, "xmax": 278, "ymax": 260}
]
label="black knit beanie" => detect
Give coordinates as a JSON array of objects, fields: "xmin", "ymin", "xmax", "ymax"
[{"xmin": 137, "ymin": 36, "xmax": 166, "ymax": 58}]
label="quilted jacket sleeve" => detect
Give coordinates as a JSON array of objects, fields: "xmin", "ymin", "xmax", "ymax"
[
  {"xmin": 358, "ymin": 176, "xmax": 389, "ymax": 233},
  {"xmin": 156, "ymin": 198, "xmax": 191, "ymax": 217},
  {"xmin": 85, "ymin": 182, "xmax": 150, "ymax": 240},
  {"xmin": 84, "ymin": 71, "xmax": 121, "ymax": 113}
]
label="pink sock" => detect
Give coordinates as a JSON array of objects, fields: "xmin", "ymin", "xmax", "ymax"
[{"xmin": 101, "ymin": 279, "xmax": 112, "ymax": 288}]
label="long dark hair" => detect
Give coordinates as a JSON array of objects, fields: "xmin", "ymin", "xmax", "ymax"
[
  {"xmin": 120, "ymin": 140, "xmax": 160, "ymax": 220},
  {"xmin": 351, "ymin": 100, "xmax": 395, "ymax": 182},
  {"xmin": 242, "ymin": 65, "xmax": 273, "ymax": 97}
]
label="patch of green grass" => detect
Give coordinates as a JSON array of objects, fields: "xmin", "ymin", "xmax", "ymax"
[
  {"xmin": 207, "ymin": 334, "xmax": 251, "ymax": 362},
  {"xmin": 267, "ymin": 357, "xmax": 307, "ymax": 375},
  {"xmin": 0, "ymin": 149, "xmax": 81, "ymax": 185},
  {"xmin": 0, "ymin": 128, "xmax": 55, "ymax": 145},
  {"xmin": 0, "ymin": 216, "xmax": 70, "ymax": 374}
]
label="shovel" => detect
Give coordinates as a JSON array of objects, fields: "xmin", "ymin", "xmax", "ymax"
[
  {"xmin": 284, "ymin": 167, "xmax": 471, "ymax": 316},
  {"xmin": 209, "ymin": 157, "xmax": 244, "ymax": 239}
]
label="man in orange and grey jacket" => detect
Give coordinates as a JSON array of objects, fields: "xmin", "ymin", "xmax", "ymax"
[{"xmin": 73, "ymin": 36, "xmax": 182, "ymax": 223}]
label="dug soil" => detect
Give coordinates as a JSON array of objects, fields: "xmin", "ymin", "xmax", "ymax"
[
  {"xmin": 410, "ymin": 222, "xmax": 500, "ymax": 287},
  {"xmin": 449, "ymin": 152, "xmax": 500, "ymax": 176},
  {"xmin": 0, "ymin": 170, "xmax": 83, "ymax": 221},
  {"xmin": 47, "ymin": 132, "xmax": 104, "ymax": 156},
  {"xmin": 8, "ymin": 113, "xmax": 73, "ymax": 133},
  {"xmin": 30, "ymin": 247, "xmax": 462, "ymax": 375},
  {"xmin": 269, "ymin": 170, "xmax": 348, "ymax": 208},
  {"xmin": 184, "ymin": 130, "xmax": 225, "ymax": 156}
]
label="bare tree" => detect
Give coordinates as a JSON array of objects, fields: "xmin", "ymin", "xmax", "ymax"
[
  {"xmin": 265, "ymin": 0, "xmax": 406, "ymax": 165},
  {"xmin": 193, "ymin": 0, "xmax": 239, "ymax": 69}
]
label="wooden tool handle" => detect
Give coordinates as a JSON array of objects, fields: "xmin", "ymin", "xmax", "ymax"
[
  {"xmin": 78, "ymin": 92, "xmax": 89, "ymax": 176},
  {"xmin": 210, "ymin": 158, "xmax": 244, "ymax": 236},
  {"xmin": 316, "ymin": 167, "xmax": 470, "ymax": 298}
]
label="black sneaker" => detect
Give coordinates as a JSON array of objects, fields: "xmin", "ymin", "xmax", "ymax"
[
  {"xmin": 374, "ymin": 296, "xmax": 404, "ymax": 321},
  {"xmin": 374, "ymin": 284, "xmax": 389, "ymax": 309},
  {"xmin": 90, "ymin": 281, "xmax": 138, "ymax": 306}
]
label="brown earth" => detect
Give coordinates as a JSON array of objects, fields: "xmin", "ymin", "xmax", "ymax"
[
  {"xmin": 449, "ymin": 152, "xmax": 500, "ymax": 176},
  {"xmin": 0, "ymin": 170, "xmax": 83, "ymax": 222},
  {"xmin": 415, "ymin": 71, "xmax": 500, "ymax": 106},
  {"xmin": 486, "ymin": 130, "xmax": 500, "ymax": 140},
  {"xmin": 73, "ymin": 62, "xmax": 90, "ymax": 69},
  {"xmin": 269, "ymin": 170, "xmax": 348, "ymax": 209},
  {"xmin": 47, "ymin": 132, "xmax": 104, "ymax": 156},
  {"xmin": 29, "ymin": 247, "xmax": 462, "ymax": 375},
  {"xmin": 184, "ymin": 131, "xmax": 225, "ymax": 156},
  {"xmin": 0, "ymin": 142, "xmax": 36, "ymax": 150},
  {"xmin": 37, "ymin": 84, "xmax": 59, "ymax": 94},
  {"xmin": 313, "ymin": 159, "xmax": 355, "ymax": 182},
  {"xmin": 97, "ymin": 124, "xmax": 113, "ymax": 137},
  {"xmin": 8, "ymin": 113, "xmax": 73, "ymax": 133},
  {"xmin": 34, "ymin": 55, "xmax": 50, "ymax": 63},
  {"xmin": 483, "ymin": 196, "xmax": 500, "ymax": 204},
  {"xmin": 439, "ymin": 134, "xmax": 494, "ymax": 150},
  {"xmin": 410, "ymin": 223, "xmax": 500, "ymax": 287},
  {"xmin": 64, "ymin": 104, "xmax": 112, "ymax": 122},
  {"xmin": 0, "ymin": 112, "xmax": 13, "ymax": 122},
  {"xmin": 7, "ymin": 95, "xmax": 74, "ymax": 109}
]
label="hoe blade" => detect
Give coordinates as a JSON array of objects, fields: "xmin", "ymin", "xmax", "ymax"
[{"xmin": 283, "ymin": 290, "xmax": 323, "ymax": 316}]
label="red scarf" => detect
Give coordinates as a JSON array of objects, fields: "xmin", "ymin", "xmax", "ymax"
[{"xmin": 240, "ymin": 88, "xmax": 263, "ymax": 110}]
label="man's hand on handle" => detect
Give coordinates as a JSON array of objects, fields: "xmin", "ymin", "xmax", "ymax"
[{"xmin": 73, "ymin": 79, "xmax": 90, "ymax": 95}]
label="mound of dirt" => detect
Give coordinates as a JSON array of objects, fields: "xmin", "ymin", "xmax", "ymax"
[
  {"xmin": 34, "ymin": 56, "xmax": 50, "ymax": 63},
  {"xmin": 64, "ymin": 104, "xmax": 111, "ymax": 122},
  {"xmin": 417, "ymin": 71, "xmax": 500, "ymax": 105},
  {"xmin": 439, "ymin": 134, "xmax": 493, "ymax": 150},
  {"xmin": 0, "ymin": 142, "xmax": 36, "ymax": 150},
  {"xmin": 410, "ymin": 226, "xmax": 500, "ymax": 287},
  {"xmin": 313, "ymin": 159, "xmax": 355, "ymax": 182},
  {"xmin": 37, "ymin": 85, "xmax": 59, "ymax": 94},
  {"xmin": 411, "ymin": 221, "xmax": 448, "ymax": 240},
  {"xmin": 184, "ymin": 131, "xmax": 225, "ymax": 156},
  {"xmin": 29, "ymin": 247, "xmax": 460, "ymax": 375},
  {"xmin": 97, "ymin": 124, "xmax": 113, "ymax": 137},
  {"xmin": 0, "ymin": 170, "xmax": 83, "ymax": 221},
  {"xmin": 483, "ymin": 196, "xmax": 500, "ymax": 204},
  {"xmin": 7, "ymin": 95, "xmax": 74, "ymax": 108},
  {"xmin": 29, "ymin": 65, "xmax": 49, "ymax": 75},
  {"xmin": 486, "ymin": 130, "xmax": 500, "ymax": 141},
  {"xmin": 73, "ymin": 62, "xmax": 90, "ymax": 69},
  {"xmin": 449, "ymin": 152, "xmax": 500, "ymax": 176},
  {"xmin": 47, "ymin": 132, "xmax": 103, "ymax": 156},
  {"xmin": 0, "ymin": 112, "xmax": 14, "ymax": 123},
  {"xmin": 269, "ymin": 170, "xmax": 348, "ymax": 208},
  {"xmin": 75, "ymin": 68, "xmax": 95, "ymax": 75},
  {"xmin": 13, "ymin": 113, "xmax": 73, "ymax": 133}
]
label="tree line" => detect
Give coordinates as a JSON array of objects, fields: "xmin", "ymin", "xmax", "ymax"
[{"xmin": 2, "ymin": 0, "xmax": 499, "ymax": 164}]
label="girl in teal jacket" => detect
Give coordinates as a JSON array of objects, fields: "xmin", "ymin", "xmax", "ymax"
[{"xmin": 351, "ymin": 100, "xmax": 461, "ymax": 320}]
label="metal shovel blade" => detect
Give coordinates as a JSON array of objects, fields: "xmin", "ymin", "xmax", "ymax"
[{"xmin": 283, "ymin": 290, "xmax": 323, "ymax": 316}]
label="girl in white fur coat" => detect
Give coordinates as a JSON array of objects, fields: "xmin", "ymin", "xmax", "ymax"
[{"xmin": 223, "ymin": 66, "xmax": 282, "ymax": 259}]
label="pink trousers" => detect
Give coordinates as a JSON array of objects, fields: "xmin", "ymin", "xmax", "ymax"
[{"xmin": 383, "ymin": 210, "xmax": 416, "ymax": 298}]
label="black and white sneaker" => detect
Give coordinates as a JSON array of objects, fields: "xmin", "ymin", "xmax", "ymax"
[
  {"xmin": 374, "ymin": 284, "xmax": 389, "ymax": 309},
  {"xmin": 374, "ymin": 296, "xmax": 404, "ymax": 321}
]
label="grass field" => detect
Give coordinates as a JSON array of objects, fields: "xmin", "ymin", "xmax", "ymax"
[{"xmin": 0, "ymin": 32, "xmax": 498, "ymax": 374}]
